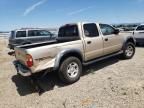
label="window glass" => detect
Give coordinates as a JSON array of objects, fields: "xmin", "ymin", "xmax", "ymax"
[
  {"xmin": 83, "ymin": 23, "xmax": 99, "ymax": 37},
  {"xmin": 28, "ymin": 30, "xmax": 37, "ymax": 36},
  {"xmin": 100, "ymin": 24, "xmax": 115, "ymax": 36},
  {"xmin": 28, "ymin": 30, "xmax": 51, "ymax": 37},
  {"xmin": 39, "ymin": 30, "xmax": 51, "ymax": 36},
  {"xmin": 16, "ymin": 31, "xmax": 26, "ymax": 38},
  {"xmin": 136, "ymin": 25, "xmax": 144, "ymax": 31},
  {"xmin": 58, "ymin": 25, "xmax": 79, "ymax": 37},
  {"xmin": 10, "ymin": 31, "xmax": 15, "ymax": 38}
]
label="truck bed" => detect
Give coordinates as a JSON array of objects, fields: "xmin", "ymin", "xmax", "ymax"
[
  {"xmin": 17, "ymin": 37, "xmax": 80, "ymax": 49},
  {"xmin": 19, "ymin": 40, "xmax": 57, "ymax": 49}
]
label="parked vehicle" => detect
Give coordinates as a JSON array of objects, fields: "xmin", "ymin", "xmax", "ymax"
[
  {"xmin": 8, "ymin": 28, "xmax": 57, "ymax": 49},
  {"xmin": 14, "ymin": 22, "xmax": 136, "ymax": 84},
  {"xmin": 133, "ymin": 24, "xmax": 144, "ymax": 45}
]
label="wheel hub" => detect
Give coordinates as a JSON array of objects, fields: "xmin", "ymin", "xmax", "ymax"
[
  {"xmin": 125, "ymin": 45, "xmax": 134, "ymax": 57},
  {"xmin": 67, "ymin": 62, "xmax": 79, "ymax": 78}
]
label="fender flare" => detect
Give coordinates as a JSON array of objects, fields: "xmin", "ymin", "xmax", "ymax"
[
  {"xmin": 53, "ymin": 49, "xmax": 84, "ymax": 70},
  {"xmin": 122, "ymin": 36, "xmax": 136, "ymax": 50}
]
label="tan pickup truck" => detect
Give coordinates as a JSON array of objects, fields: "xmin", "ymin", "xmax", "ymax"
[{"xmin": 14, "ymin": 22, "xmax": 136, "ymax": 84}]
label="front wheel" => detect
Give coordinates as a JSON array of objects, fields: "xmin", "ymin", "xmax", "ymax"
[
  {"xmin": 121, "ymin": 42, "xmax": 135, "ymax": 59},
  {"xmin": 58, "ymin": 57, "xmax": 82, "ymax": 84}
]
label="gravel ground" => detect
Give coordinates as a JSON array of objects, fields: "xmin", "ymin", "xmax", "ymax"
[{"xmin": 0, "ymin": 37, "xmax": 144, "ymax": 108}]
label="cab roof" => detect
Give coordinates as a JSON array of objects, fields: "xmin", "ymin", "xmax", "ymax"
[{"xmin": 61, "ymin": 22, "xmax": 101, "ymax": 27}]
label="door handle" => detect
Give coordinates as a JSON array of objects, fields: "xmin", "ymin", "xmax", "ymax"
[
  {"xmin": 105, "ymin": 38, "xmax": 108, "ymax": 41},
  {"xmin": 87, "ymin": 41, "xmax": 92, "ymax": 44}
]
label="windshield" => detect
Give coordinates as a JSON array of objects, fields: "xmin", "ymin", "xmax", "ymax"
[{"xmin": 136, "ymin": 25, "xmax": 144, "ymax": 31}]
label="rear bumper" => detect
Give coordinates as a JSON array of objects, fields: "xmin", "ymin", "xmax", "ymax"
[
  {"xmin": 13, "ymin": 61, "xmax": 54, "ymax": 77},
  {"xmin": 14, "ymin": 61, "xmax": 32, "ymax": 77}
]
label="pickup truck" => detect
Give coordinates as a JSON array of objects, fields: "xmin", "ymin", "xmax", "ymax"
[{"xmin": 14, "ymin": 22, "xmax": 136, "ymax": 84}]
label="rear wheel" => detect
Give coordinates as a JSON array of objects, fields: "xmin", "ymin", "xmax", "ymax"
[
  {"xmin": 58, "ymin": 57, "xmax": 82, "ymax": 84},
  {"xmin": 121, "ymin": 42, "xmax": 135, "ymax": 59}
]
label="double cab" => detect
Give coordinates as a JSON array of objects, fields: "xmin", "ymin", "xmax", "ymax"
[{"xmin": 14, "ymin": 22, "xmax": 136, "ymax": 84}]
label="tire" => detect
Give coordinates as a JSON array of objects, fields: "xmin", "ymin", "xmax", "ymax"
[
  {"xmin": 121, "ymin": 42, "xmax": 135, "ymax": 59},
  {"xmin": 58, "ymin": 57, "xmax": 82, "ymax": 84}
]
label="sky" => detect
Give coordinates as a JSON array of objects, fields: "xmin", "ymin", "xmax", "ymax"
[{"xmin": 0, "ymin": 0, "xmax": 144, "ymax": 31}]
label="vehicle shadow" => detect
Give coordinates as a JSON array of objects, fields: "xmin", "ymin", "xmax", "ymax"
[
  {"xmin": 11, "ymin": 56, "xmax": 119, "ymax": 96},
  {"xmin": 12, "ymin": 72, "xmax": 63, "ymax": 96},
  {"xmin": 82, "ymin": 56, "xmax": 119, "ymax": 76}
]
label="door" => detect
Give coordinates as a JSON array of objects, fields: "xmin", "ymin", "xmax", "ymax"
[
  {"xmin": 134, "ymin": 25, "xmax": 144, "ymax": 42},
  {"xmin": 99, "ymin": 24, "xmax": 123, "ymax": 55},
  {"xmin": 38, "ymin": 30, "xmax": 52, "ymax": 42},
  {"xmin": 83, "ymin": 23, "xmax": 104, "ymax": 61}
]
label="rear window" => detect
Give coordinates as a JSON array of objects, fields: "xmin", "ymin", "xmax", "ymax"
[
  {"xmin": 58, "ymin": 25, "xmax": 79, "ymax": 37},
  {"xmin": 136, "ymin": 25, "xmax": 144, "ymax": 31},
  {"xmin": 16, "ymin": 31, "xmax": 26, "ymax": 38}
]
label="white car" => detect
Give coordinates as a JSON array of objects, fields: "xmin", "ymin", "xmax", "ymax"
[{"xmin": 133, "ymin": 24, "xmax": 144, "ymax": 45}]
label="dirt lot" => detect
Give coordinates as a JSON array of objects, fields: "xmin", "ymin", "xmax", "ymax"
[{"xmin": 0, "ymin": 37, "xmax": 144, "ymax": 108}]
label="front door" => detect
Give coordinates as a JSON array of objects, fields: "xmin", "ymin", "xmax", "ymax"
[{"xmin": 99, "ymin": 24, "xmax": 123, "ymax": 55}]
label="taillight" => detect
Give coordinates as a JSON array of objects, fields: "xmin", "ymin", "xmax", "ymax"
[{"xmin": 26, "ymin": 54, "xmax": 33, "ymax": 67}]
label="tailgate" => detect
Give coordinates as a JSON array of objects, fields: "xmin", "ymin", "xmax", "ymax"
[{"xmin": 15, "ymin": 47, "xmax": 27, "ymax": 66}]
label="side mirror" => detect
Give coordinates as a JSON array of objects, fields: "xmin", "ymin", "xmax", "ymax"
[{"xmin": 114, "ymin": 29, "xmax": 120, "ymax": 34}]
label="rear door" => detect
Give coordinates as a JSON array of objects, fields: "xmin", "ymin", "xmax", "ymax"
[
  {"xmin": 99, "ymin": 24, "xmax": 123, "ymax": 55},
  {"xmin": 82, "ymin": 23, "xmax": 103, "ymax": 61},
  {"xmin": 38, "ymin": 30, "xmax": 52, "ymax": 41}
]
